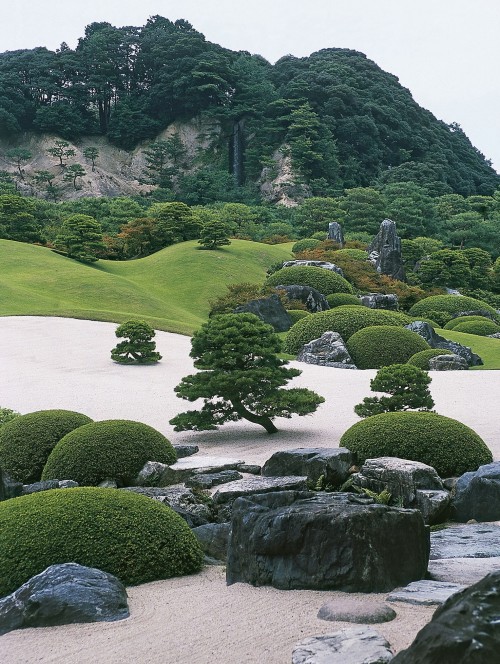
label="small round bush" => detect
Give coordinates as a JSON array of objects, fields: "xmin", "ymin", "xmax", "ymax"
[
  {"xmin": 0, "ymin": 410, "xmax": 93, "ymax": 484},
  {"xmin": 0, "ymin": 487, "xmax": 203, "ymax": 597},
  {"xmin": 409, "ymin": 295, "xmax": 499, "ymax": 322},
  {"xmin": 284, "ymin": 306, "xmax": 412, "ymax": 353},
  {"xmin": 340, "ymin": 411, "xmax": 492, "ymax": 477},
  {"xmin": 452, "ymin": 320, "xmax": 500, "ymax": 336},
  {"xmin": 266, "ymin": 266, "xmax": 354, "ymax": 296},
  {"xmin": 444, "ymin": 315, "xmax": 498, "ymax": 330},
  {"xmin": 327, "ymin": 293, "xmax": 362, "ymax": 308},
  {"xmin": 287, "ymin": 309, "xmax": 311, "ymax": 324},
  {"xmin": 42, "ymin": 420, "xmax": 177, "ymax": 486},
  {"xmin": 346, "ymin": 326, "xmax": 429, "ymax": 369},
  {"xmin": 407, "ymin": 349, "xmax": 454, "ymax": 370},
  {"xmin": 333, "ymin": 248, "xmax": 368, "ymax": 260},
  {"xmin": 422, "ymin": 310, "xmax": 453, "ymax": 327},
  {"xmin": 292, "ymin": 238, "xmax": 322, "ymax": 254}
]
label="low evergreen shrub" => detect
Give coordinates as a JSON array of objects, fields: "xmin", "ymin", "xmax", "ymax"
[
  {"xmin": 452, "ymin": 320, "xmax": 500, "ymax": 336},
  {"xmin": 42, "ymin": 420, "xmax": 176, "ymax": 486},
  {"xmin": 346, "ymin": 326, "xmax": 429, "ymax": 369},
  {"xmin": 407, "ymin": 349, "xmax": 454, "ymax": 369},
  {"xmin": 444, "ymin": 315, "xmax": 496, "ymax": 330},
  {"xmin": 332, "ymin": 248, "xmax": 368, "ymax": 260},
  {"xmin": 409, "ymin": 295, "xmax": 499, "ymax": 322},
  {"xmin": 340, "ymin": 411, "xmax": 492, "ymax": 477},
  {"xmin": 266, "ymin": 266, "xmax": 354, "ymax": 296},
  {"xmin": 0, "ymin": 487, "xmax": 203, "ymax": 597},
  {"xmin": 287, "ymin": 309, "xmax": 311, "ymax": 324},
  {"xmin": 291, "ymin": 239, "xmax": 322, "ymax": 254},
  {"xmin": 326, "ymin": 293, "xmax": 362, "ymax": 308},
  {"xmin": 0, "ymin": 410, "xmax": 93, "ymax": 484}
]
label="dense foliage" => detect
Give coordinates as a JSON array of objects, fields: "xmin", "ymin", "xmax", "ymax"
[
  {"xmin": 0, "ymin": 487, "xmax": 203, "ymax": 596},
  {"xmin": 266, "ymin": 265, "xmax": 354, "ymax": 296},
  {"xmin": 406, "ymin": 348, "xmax": 454, "ymax": 369},
  {"xmin": 42, "ymin": 420, "xmax": 176, "ymax": 486},
  {"xmin": 409, "ymin": 295, "xmax": 499, "ymax": 321},
  {"xmin": 346, "ymin": 325, "xmax": 429, "ymax": 369},
  {"xmin": 340, "ymin": 411, "xmax": 493, "ymax": 477},
  {"xmin": 326, "ymin": 293, "xmax": 362, "ymax": 307},
  {"xmin": 444, "ymin": 315, "xmax": 496, "ymax": 330},
  {"xmin": 111, "ymin": 320, "xmax": 162, "ymax": 364},
  {"xmin": 452, "ymin": 319, "xmax": 500, "ymax": 336},
  {"xmin": 0, "ymin": 409, "xmax": 92, "ymax": 483}
]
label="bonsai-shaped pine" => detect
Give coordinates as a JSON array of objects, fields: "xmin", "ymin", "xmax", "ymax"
[
  {"xmin": 170, "ymin": 313, "xmax": 324, "ymax": 434},
  {"xmin": 354, "ymin": 363, "xmax": 434, "ymax": 418},
  {"xmin": 111, "ymin": 320, "xmax": 162, "ymax": 364},
  {"xmin": 198, "ymin": 219, "xmax": 231, "ymax": 250}
]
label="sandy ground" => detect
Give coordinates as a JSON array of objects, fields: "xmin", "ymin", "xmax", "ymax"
[{"xmin": 0, "ymin": 316, "xmax": 499, "ymax": 663}]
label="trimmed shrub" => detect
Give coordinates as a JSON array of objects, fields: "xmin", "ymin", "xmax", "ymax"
[
  {"xmin": 0, "ymin": 407, "xmax": 20, "ymax": 426},
  {"xmin": 0, "ymin": 410, "xmax": 93, "ymax": 484},
  {"xmin": 326, "ymin": 293, "xmax": 362, "ymax": 308},
  {"xmin": 409, "ymin": 317, "xmax": 440, "ymax": 329},
  {"xmin": 340, "ymin": 411, "xmax": 492, "ymax": 477},
  {"xmin": 332, "ymin": 248, "xmax": 368, "ymax": 260},
  {"xmin": 452, "ymin": 320, "xmax": 500, "ymax": 336},
  {"xmin": 42, "ymin": 420, "xmax": 176, "ymax": 486},
  {"xmin": 0, "ymin": 487, "xmax": 203, "ymax": 597},
  {"xmin": 284, "ymin": 306, "xmax": 412, "ymax": 354},
  {"xmin": 292, "ymin": 238, "xmax": 322, "ymax": 254},
  {"xmin": 444, "ymin": 315, "xmax": 497, "ymax": 330},
  {"xmin": 287, "ymin": 309, "xmax": 311, "ymax": 324},
  {"xmin": 346, "ymin": 326, "xmax": 429, "ymax": 369},
  {"xmin": 420, "ymin": 310, "xmax": 453, "ymax": 327},
  {"xmin": 407, "ymin": 349, "xmax": 454, "ymax": 370},
  {"xmin": 266, "ymin": 266, "xmax": 354, "ymax": 296},
  {"xmin": 409, "ymin": 295, "xmax": 499, "ymax": 322}
]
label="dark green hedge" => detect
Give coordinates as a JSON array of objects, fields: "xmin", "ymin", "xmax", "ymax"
[
  {"xmin": 444, "ymin": 315, "xmax": 495, "ymax": 330},
  {"xmin": 340, "ymin": 411, "xmax": 492, "ymax": 477},
  {"xmin": 346, "ymin": 326, "xmax": 429, "ymax": 369},
  {"xmin": 0, "ymin": 487, "xmax": 203, "ymax": 597},
  {"xmin": 284, "ymin": 306, "xmax": 412, "ymax": 353},
  {"xmin": 0, "ymin": 410, "xmax": 93, "ymax": 484},
  {"xmin": 452, "ymin": 320, "xmax": 500, "ymax": 336},
  {"xmin": 266, "ymin": 266, "xmax": 354, "ymax": 296},
  {"xmin": 287, "ymin": 309, "xmax": 311, "ymax": 324},
  {"xmin": 291, "ymin": 239, "xmax": 322, "ymax": 254},
  {"xmin": 42, "ymin": 420, "xmax": 176, "ymax": 486},
  {"xmin": 326, "ymin": 293, "xmax": 362, "ymax": 308},
  {"xmin": 409, "ymin": 295, "xmax": 499, "ymax": 321},
  {"xmin": 407, "ymin": 349, "xmax": 454, "ymax": 369}
]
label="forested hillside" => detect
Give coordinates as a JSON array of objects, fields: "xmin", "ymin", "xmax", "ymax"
[{"xmin": 0, "ymin": 15, "xmax": 498, "ymax": 199}]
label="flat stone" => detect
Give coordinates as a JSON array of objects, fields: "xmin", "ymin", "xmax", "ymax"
[
  {"xmin": 262, "ymin": 448, "xmax": 354, "ymax": 486},
  {"xmin": 318, "ymin": 598, "xmax": 396, "ymax": 624},
  {"xmin": 387, "ymin": 580, "xmax": 465, "ymax": 606},
  {"xmin": 122, "ymin": 485, "xmax": 213, "ymax": 527},
  {"xmin": 160, "ymin": 456, "xmax": 245, "ymax": 485},
  {"xmin": 172, "ymin": 444, "xmax": 199, "ymax": 458},
  {"xmin": 186, "ymin": 470, "xmax": 242, "ymax": 489},
  {"xmin": 213, "ymin": 475, "xmax": 308, "ymax": 504},
  {"xmin": 430, "ymin": 524, "xmax": 500, "ymax": 559},
  {"xmin": 236, "ymin": 463, "xmax": 261, "ymax": 475},
  {"xmin": 292, "ymin": 627, "xmax": 394, "ymax": 664},
  {"xmin": 428, "ymin": 557, "xmax": 500, "ymax": 585}
]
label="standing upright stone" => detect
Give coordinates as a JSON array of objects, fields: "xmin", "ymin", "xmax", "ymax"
[
  {"xmin": 368, "ymin": 219, "xmax": 405, "ymax": 281},
  {"xmin": 328, "ymin": 222, "xmax": 345, "ymax": 247}
]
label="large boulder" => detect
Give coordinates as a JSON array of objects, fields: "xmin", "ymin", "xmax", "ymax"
[
  {"xmin": 0, "ymin": 468, "xmax": 22, "ymax": 501},
  {"xmin": 327, "ymin": 221, "xmax": 345, "ymax": 247},
  {"xmin": 0, "ymin": 563, "xmax": 129, "ymax": 636},
  {"xmin": 296, "ymin": 331, "xmax": 356, "ymax": 368},
  {"xmin": 405, "ymin": 321, "xmax": 483, "ymax": 366},
  {"xmin": 292, "ymin": 627, "xmax": 394, "ymax": 664},
  {"xmin": 234, "ymin": 294, "xmax": 292, "ymax": 332},
  {"xmin": 227, "ymin": 491, "xmax": 429, "ymax": 592},
  {"xmin": 282, "ymin": 260, "xmax": 344, "ymax": 276},
  {"xmin": 392, "ymin": 571, "xmax": 500, "ymax": 663},
  {"xmin": 359, "ymin": 293, "xmax": 399, "ymax": 311},
  {"xmin": 428, "ymin": 354, "xmax": 469, "ymax": 371},
  {"xmin": 367, "ymin": 219, "xmax": 405, "ymax": 281},
  {"xmin": 274, "ymin": 284, "xmax": 330, "ymax": 313},
  {"xmin": 451, "ymin": 462, "xmax": 500, "ymax": 522},
  {"xmin": 192, "ymin": 523, "xmax": 231, "ymax": 562},
  {"xmin": 122, "ymin": 485, "xmax": 214, "ymax": 527},
  {"xmin": 262, "ymin": 447, "xmax": 354, "ymax": 486}
]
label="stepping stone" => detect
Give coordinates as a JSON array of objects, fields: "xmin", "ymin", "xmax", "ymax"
[
  {"xmin": 186, "ymin": 470, "xmax": 243, "ymax": 489},
  {"xmin": 428, "ymin": 557, "xmax": 500, "ymax": 585},
  {"xmin": 386, "ymin": 580, "xmax": 465, "ymax": 606},
  {"xmin": 318, "ymin": 598, "xmax": 396, "ymax": 624},
  {"xmin": 172, "ymin": 444, "xmax": 199, "ymax": 458},
  {"xmin": 292, "ymin": 627, "xmax": 394, "ymax": 664},
  {"xmin": 430, "ymin": 524, "xmax": 500, "ymax": 559},
  {"xmin": 213, "ymin": 475, "xmax": 308, "ymax": 504}
]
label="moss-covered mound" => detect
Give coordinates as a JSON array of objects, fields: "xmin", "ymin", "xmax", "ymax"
[
  {"xmin": 0, "ymin": 410, "xmax": 93, "ymax": 484},
  {"xmin": 340, "ymin": 411, "xmax": 492, "ymax": 477},
  {"xmin": 444, "ymin": 315, "xmax": 496, "ymax": 330},
  {"xmin": 326, "ymin": 293, "xmax": 362, "ymax": 308},
  {"xmin": 409, "ymin": 295, "xmax": 499, "ymax": 322},
  {"xmin": 0, "ymin": 487, "xmax": 203, "ymax": 597},
  {"xmin": 291, "ymin": 239, "xmax": 322, "ymax": 254},
  {"xmin": 407, "ymin": 348, "xmax": 454, "ymax": 369},
  {"xmin": 333, "ymin": 248, "xmax": 368, "ymax": 260},
  {"xmin": 346, "ymin": 326, "xmax": 429, "ymax": 369},
  {"xmin": 452, "ymin": 320, "xmax": 500, "ymax": 336},
  {"xmin": 284, "ymin": 306, "xmax": 412, "ymax": 353},
  {"xmin": 42, "ymin": 420, "xmax": 176, "ymax": 486},
  {"xmin": 266, "ymin": 266, "xmax": 354, "ymax": 296},
  {"xmin": 287, "ymin": 309, "xmax": 311, "ymax": 324}
]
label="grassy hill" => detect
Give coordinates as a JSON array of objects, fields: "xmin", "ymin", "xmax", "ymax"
[
  {"xmin": 0, "ymin": 239, "xmax": 293, "ymax": 335},
  {"xmin": 437, "ymin": 329, "xmax": 500, "ymax": 370}
]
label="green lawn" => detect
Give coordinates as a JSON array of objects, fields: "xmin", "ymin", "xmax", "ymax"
[
  {"xmin": 436, "ymin": 328, "xmax": 500, "ymax": 370},
  {"xmin": 0, "ymin": 239, "xmax": 293, "ymax": 335}
]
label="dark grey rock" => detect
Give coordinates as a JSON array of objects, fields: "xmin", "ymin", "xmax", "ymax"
[
  {"xmin": 273, "ymin": 284, "xmax": 330, "ymax": 313},
  {"xmin": 172, "ymin": 444, "xmax": 199, "ymax": 458},
  {"xmin": 392, "ymin": 571, "xmax": 500, "ymax": 663},
  {"xmin": 387, "ymin": 580, "xmax": 465, "ymax": 606},
  {"xmin": 0, "ymin": 468, "xmax": 22, "ymax": 501},
  {"xmin": 21, "ymin": 480, "xmax": 78, "ymax": 495},
  {"xmin": 159, "ymin": 455, "xmax": 245, "ymax": 486},
  {"xmin": 451, "ymin": 309, "xmax": 499, "ymax": 321},
  {"xmin": 227, "ymin": 491, "xmax": 429, "ymax": 592},
  {"xmin": 97, "ymin": 479, "xmax": 118, "ymax": 488},
  {"xmin": 296, "ymin": 331, "xmax": 355, "ymax": 367},
  {"xmin": 414, "ymin": 490, "xmax": 450, "ymax": 525},
  {"xmin": 428, "ymin": 354, "xmax": 468, "ymax": 370},
  {"xmin": 134, "ymin": 461, "xmax": 170, "ymax": 487},
  {"xmin": 192, "ymin": 523, "xmax": 231, "ymax": 562},
  {"xmin": 122, "ymin": 485, "xmax": 214, "ymax": 527},
  {"xmin": 234, "ymin": 293, "xmax": 293, "ymax": 332},
  {"xmin": 186, "ymin": 470, "xmax": 243, "ymax": 489},
  {"xmin": 236, "ymin": 463, "xmax": 261, "ymax": 475},
  {"xmin": 367, "ymin": 219, "xmax": 405, "ymax": 281},
  {"xmin": 451, "ymin": 462, "xmax": 500, "ymax": 522},
  {"xmin": 213, "ymin": 475, "xmax": 308, "ymax": 505},
  {"xmin": 327, "ymin": 221, "xmax": 345, "ymax": 247},
  {"xmin": 430, "ymin": 523, "xmax": 500, "ymax": 560},
  {"xmin": 318, "ymin": 598, "xmax": 397, "ymax": 624},
  {"xmin": 405, "ymin": 321, "xmax": 483, "ymax": 366},
  {"xmin": 262, "ymin": 447, "xmax": 354, "ymax": 486},
  {"xmin": 282, "ymin": 259, "xmax": 344, "ymax": 276},
  {"xmin": 0, "ymin": 563, "xmax": 129, "ymax": 636},
  {"xmin": 359, "ymin": 293, "xmax": 399, "ymax": 310},
  {"xmin": 428, "ymin": 557, "xmax": 500, "ymax": 585},
  {"xmin": 58, "ymin": 480, "xmax": 79, "ymax": 489},
  {"xmin": 292, "ymin": 627, "xmax": 394, "ymax": 664}
]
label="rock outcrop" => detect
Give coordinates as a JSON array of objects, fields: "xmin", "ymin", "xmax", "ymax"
[
  {"xmin": 359, "ymin": 293, "xmax": 399, "ymax": 310},
  {"xmin": 327, "ymin": 221, "xmax": 345, "ymax": 247},
  {"xmin": 367, "ymin": 219, "xmax": 405, "ymax": 281},
  {"xmin": 292, "ymin": 627, "xmax": 394, "ymax": 664},
  {"xmin": 262, "ymin": 447, "xmax": 354, "ymax": 486},
  {"xmin": 234, "ymin": 294, "xmax": 293, "ymax": 332},
  {"xmin": 296, "ymin": 331, "xmax": 356, "ymax": 368},
  {"xmin": 282, "ymin": 260, "xmax": 344, "ymax": 276},
  {"xmin": 273, "ymin": 284, "xmax": 330, "ymax": 313},
  {"xmin": 405, "ymin": 321, "xmax": 483, "ymax": 366},
  {"xmin": 0, "ymin": 468, "xmax": 22, "ymax": 501},
  {"xmin": 451, "ymin": 462, "xmax": 500, "ymax": 522},
  {"xmin": 428, "ymin": 354, "xmax": 469, "ymax": 370}
]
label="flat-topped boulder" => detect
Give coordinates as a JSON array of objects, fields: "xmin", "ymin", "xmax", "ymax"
[
  {"xmin": 451, "ymin": 461, "xmax": 500, "ymax": 522},
  {"xmin": 172, "ymin": 444, "xmax": 199, "ymax": 458},
  {"xmin": 292, "ymin": 627, "xmax": 394, "ymax": 664},
  {"xmin": 428, "ymin": 354, "xmax": 468, "ymax": 370},
  {"xmin": 387, "ymin": 580, "xmax": 465, "ymax": 606},
  {"xmin": 158, "ymin": 456, "xmax": 245, "ymax": 486},
  {"xmin": 317, "ymin": 598, "xmax": 396, "ymax": 624},
  {"xmin": 213, "ymin": 475, "xmax": 308, "ymax": 505},
  {"xmin": 428, "ymin": 557, "xmax": 500, "ymax": 585},
  {"xmin": 122, "ymin": 485, "xmax": 214, "ymax": 527},
  {"xmin": 262, "ymin": 447, "xmax": 354, "ymax": 485},
  {"xmin": 282, "ymin": 260, "xmax": 344, "ymax": 276},
  {"xmin": 186, "ymin": 470, "xmax": 243, "ymax": 490},
  {"xmin": 430, "ymin": 523, "xmax": 500, "ymax": 560},
  {"xmin": 296, "ymin": 332, "xmax": 356, "ymax": 368},
  {"xmin": 359, "ymin": 293, "xmax": 399, "ymax": 310},
  {"xmin": 227, "ymin": 491, "xmax": 429, "ymax": 592}
]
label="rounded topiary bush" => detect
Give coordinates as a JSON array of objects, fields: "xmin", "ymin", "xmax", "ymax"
[
  {"xmin": 0, "ymin": 487, "xmax": 203, "ymax": 597},
  {"xmin": 326, "ymin": 293, "xmax": 362, "ymax": 308},
  {"xmin": 452, "ymin": 319, "xmax": 500, "ymax": 336},
  {"xmin": 292, "ymin": 238, "xmax": 322, "ymax": 254},
  {"xmin": 266, "ymin": 266, "xmax": 354, "ymax": 296},
  {"xmin": 42, "ymin": 420, "xmax": 177, "ymax": 486},
  {"xmin": 409, "ymin": 317, "xmax": 440, "ymax": 329},
  {"xmin": 340, "ymin": 411, "xmax": 492, "ymax": 477},
  {"xmin": 444, "ymin": 315, "xmax": 495, "ymax": 330},
  {"xmin": 0, "ymin": 410, "xmax": 93, "ymax": 484},
  {"xmin": 346, "ymin": 326, "xmax": 429, "ymax": 369},
  {"xmin": 407, "ymin": 348, "xmax": 454, "ymax": 369},
  {"xmin": 284, "ymin": 306, "xmax": 412, "ymax": 353},
  {"xmin": 287, "ymin": 309, "xmax": 311, "ymax": 324},
  {"xmin": 409, "ymin": 295, "xmax": 499, "ymax": 322},
  {"xmin": 333, "ymin": 248, "xmax": 368, "ymax": 260}
]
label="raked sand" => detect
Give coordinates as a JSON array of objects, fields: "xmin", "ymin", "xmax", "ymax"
[{"xmin": 0, "ymin": 316, "xmax": 499, "ymax": 663}]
